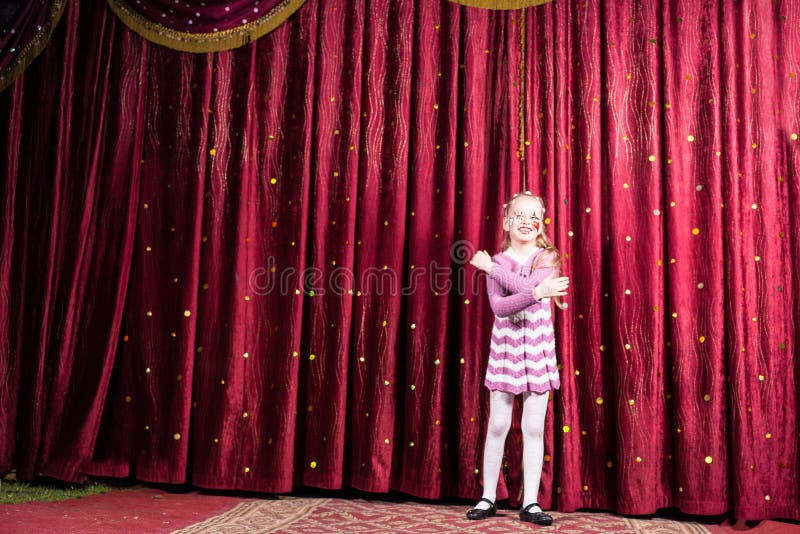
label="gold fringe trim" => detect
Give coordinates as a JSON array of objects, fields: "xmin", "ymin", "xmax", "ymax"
[
  {"xmin": 106, "ymin": 0, "xmax": 306, "ymax": 53},
  {"xmin": 0, "ymin": 1, "xmax": 68, "ymax": 94},
  {"xmin": 448, "ymin": 0, "xmax": 552, "ymax": 10}
]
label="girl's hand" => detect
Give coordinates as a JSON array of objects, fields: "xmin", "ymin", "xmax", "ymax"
[
  {"xmin": 469, "ymin": 250, "xmax": 494, "ymax": 273},
  {"xmin": 534, "ymin": 272, "xmax": 570, "ymax": 300}
]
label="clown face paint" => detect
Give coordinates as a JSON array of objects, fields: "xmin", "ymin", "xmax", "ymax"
[{"xmin": 503, "ymin": 195, "xmax": 544, "ymax": 245}]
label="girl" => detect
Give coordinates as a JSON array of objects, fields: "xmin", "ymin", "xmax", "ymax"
[{"xmin": 467, "ymin": 192, "xmax": 569, "ymax": 525}]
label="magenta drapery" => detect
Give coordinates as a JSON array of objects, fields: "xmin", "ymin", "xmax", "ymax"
[
  {"xmin": 0, "ymin": 1, "xmax": 66, "ymax": 92},
  {"xmin": 0, "ymin": 0, "xmax": 798, "ymax": 521},
  {"xmin": 106, "ymin": 0, "xmax": 306, "ymax": 52},
  {"xmin": 448, "ymin": 0, "xmax": 553, "ymax": 9}
]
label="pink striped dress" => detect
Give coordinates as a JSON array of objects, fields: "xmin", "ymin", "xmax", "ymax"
[{"xmin": 484, "ymin": 247, "xmax": 561, "ymax": 395}]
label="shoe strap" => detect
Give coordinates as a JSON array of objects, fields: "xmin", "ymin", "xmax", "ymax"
[
  {"xmin": 522, "ymin": 502, "xmax": 541, "ymax": 513},
  {"xmin": 479, "ymin": 497, "xmax": 496, "ymax": 508}
]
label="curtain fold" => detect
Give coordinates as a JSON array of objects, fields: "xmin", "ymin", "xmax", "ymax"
[
  {"xmin": 0, "ymin": 0, "xmax": 144, "ymax": 482},
  {"xmin": 0, "ymin": 0, "xmax": 798, "ymax": 521}
]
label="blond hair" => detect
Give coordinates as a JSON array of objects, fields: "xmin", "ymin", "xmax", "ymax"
[
  {"xmin": 501, "ymin": 192, "xmax": 562, "ymax": 271},
  {"xmin": 501, "ymin": 192, "xmax": 564, "ymax": 308}
]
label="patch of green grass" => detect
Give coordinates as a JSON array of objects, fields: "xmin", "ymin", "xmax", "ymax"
[{"xmin": 0, "ymin": 477, "xmax": 113, "ymax": 504}]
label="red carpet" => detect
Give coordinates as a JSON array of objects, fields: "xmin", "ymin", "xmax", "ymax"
[
  {"xmin": 0, "ymin": 487, "xmax": 253, "ymax": 533},
  {"xmin": 4, "ymin": 490, "xmax": 800, "ymax": 533},
  {"xmin": 175, "ymin": 496, "xmax": 713, "ymax": 533},
  {"xmin": 716, "ymin": 520, "xmax": 800, "ymax": 534}
]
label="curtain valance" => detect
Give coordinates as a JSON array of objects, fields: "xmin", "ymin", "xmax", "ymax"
[
  {"xmin": 106, "ymin": 0, "xmax": 306, "ymax": 52},
  {"xmin": 447, "ymin": 0, "xmax": 552, "ymax": 9},
  {"xmin": 0, "ymin": 1, "xmax": 67, "ymax": 92}
]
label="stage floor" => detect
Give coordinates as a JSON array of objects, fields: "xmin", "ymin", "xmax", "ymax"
[{"xmin": 3, "ymin": 487, "xmax": 799, "ymax": 533}]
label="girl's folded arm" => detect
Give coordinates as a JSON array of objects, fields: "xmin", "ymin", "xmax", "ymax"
[
  {"xmin": 489, "ymin": 252, "xmax": 557, "ymax": 294},
  {"xmin": 486, "ymin": 275, "xmax": 538, "ymax": 317}
]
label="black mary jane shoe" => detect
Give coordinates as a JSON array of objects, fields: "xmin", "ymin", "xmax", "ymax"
[
  {"xmin": 466, "ymin": 498, "xmax": 497, "ymax": 520},
  {"xmin": 519, "ymin": 503, "xmax": 553, "ymax": 525}
]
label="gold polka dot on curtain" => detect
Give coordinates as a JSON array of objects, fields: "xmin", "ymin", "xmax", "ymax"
[
  {"xmin": 447, "ymin": 0, "xmax": 553, "ymax": 9},
  {"xmin": 105, "ymin": 0, "xmax": 307, "ymax": 53}
]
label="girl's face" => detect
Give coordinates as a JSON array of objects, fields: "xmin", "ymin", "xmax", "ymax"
[{"xmin": 503, "ymin": 196, "xmax": 544, "ymax": 245}]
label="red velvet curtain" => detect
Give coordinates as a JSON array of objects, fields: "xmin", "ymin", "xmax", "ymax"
[
  {"xmin": 1, "ymin": 0, "xmax": 798, "ymax": 521},
  {"xmin": 0, "ymin": 1, "xmax": 145, "ymax": 483}
]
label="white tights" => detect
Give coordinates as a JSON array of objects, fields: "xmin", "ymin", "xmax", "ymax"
[{"xmin": 476, "ymin": 390, "xmax": 549, "ymax": 509}]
